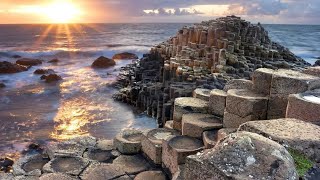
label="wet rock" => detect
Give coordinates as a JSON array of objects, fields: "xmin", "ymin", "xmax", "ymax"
[
  {"xmin": 48, "ymin": 59, "xmax": 59, "ymax": 63},
  {"xmin": 46, "ymin": 141, "xmax": 86, "ymax": 159},
  {"xmin": 16, "ymin": 58, "xmax": 42, "ymax": 66},
  {"xmin": 0, "ymin": 83, "xmax": 5, "ymax": 88},
  {"xmin": 0, "ymin": 157, "xmax": 14, "ymax": 172},
  {"xmin": 141, "ymin": 128, "xmax": 180, "ymax": 165},
  {"xmin": 112, "ymin": 155, "xmax": 151, "ymax": 175},
  {"xmin": 113, "ymin": 129, "xmax": 144, "ymax": 155},
  {"xmin": 0, "ymin": 61, "xmax": 28, "ymax": 74},
  {"xmin": 13, "ymin": 154, "xmax": 49, "ymax": 177},
  {"xmin": 39, "ymin": 173, "xmax": 78, "ymax": 180},
  {"xmin": 239, "ymin": 118, "xmax": 320, "ymax": 162},
  {"xmin": 80, "ymin": 163, "xmax": 126, "ymax": 180},
  {"xmin": 113, "ymin": 52, "xmax": 138, "ymax": 60},
  {"xmin": 12, "ymin": 55, "xmax": 22, "ymax": 58},
  {"xmin": 92, "ymin": 56, "xmax": 116, "ymax": 68},
  {"xmin": 66, "ymin": 136, "xmax": 97, "ymax": 147},
  {"xmin": 43, "ymin": 156, "xmax": 89, "ymax": 176},
  {"xmin": 41, "ymin": 74, "xmax": 62, "ymax": 83},
  {"xmin": 183, "ymin": 131, "xmax": 298, "ymax": 180},
  {"xmin": 34, "ymin": 69, "xmax": 54, "ymax": 75},
  {"xmin": 134, "ymin": 171, "xmax": 167, "ymax": 180}
]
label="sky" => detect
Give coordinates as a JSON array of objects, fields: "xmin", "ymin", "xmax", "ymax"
[{"xmin": 0, "ymin": 0, "xmax": 319, "ymax": 24}]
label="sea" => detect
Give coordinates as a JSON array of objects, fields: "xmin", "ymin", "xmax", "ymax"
[{"xmin": 0, "ymin": 23, "xmax": 319, "ymax": 159}]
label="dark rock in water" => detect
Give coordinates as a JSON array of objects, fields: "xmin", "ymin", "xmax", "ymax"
[
  {"xmin": 92, "ymin": 56, "xmax": 116, "ymax": 68},
  {"xmin": 12, "ymin": 55, "xmax": 22, "ymax": 58},
  {"xmin": 314, "ymin": 60, "xmax": 320, "ymax": 67},
  {"xmin": 112, "ymin": 52, "xmax": 138, "ymax": 60},
  {"xmin": 41, "ymin": 74, "xmax": 62, "ymax": 83},
  {"xmin": 0, "ymin": 83, "xmax": 5, "ymax": 88},
  {"xmin": 0, "ymin": 157, "xmax": 14, "ymax": 172},
  {"xmin": 0, "ymin": 61, "xmax": 28, "ymax": 74},
  {"xmin": 16, "ymin": 58, "xmax": 42, "ymax": 66},
  {"xmin": 22, "ymin": 143, "xmax": 45, "ymax": 156},
  {"xmin": 34, "ymin": 69, "xmax": 54, "ymax": 75},
  {"xmin": 48, "ymin": 59, "xmax": 59, "ymax": 63}
]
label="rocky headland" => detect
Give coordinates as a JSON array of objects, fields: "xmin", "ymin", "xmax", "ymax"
[{"xmin": 1, "ymin": 16, "xmax": 320, "ymax": 180}]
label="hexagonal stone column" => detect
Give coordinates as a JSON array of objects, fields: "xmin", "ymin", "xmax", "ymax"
[
  {"xmin": 202, "ymin": 130, "xmax": 218, "ymax": 149},
  {"xmin": 13, "ymin": 154, "xmax": 49, "ymax": 177},
  {"xmin": 141, "ymin": 128, "xmax": 180, "ymax": 165},
  {"xmin": 224, "ymin": 89, "xmax": 268, "ymax": 128},
  {"xmin": 192, "ymin": 88, "xmax": 211, "ymax": 101},
  {"xmin": 286, "ymin": 90, "xmax": 320, "ymax": 124},
  {"xmin": 162, "ymin": 135, "xmax": 203, "ymax": 176},
  {"xmin": 268, "ymin": 69, "xmax": 320, "ymax": 119},
  {"xmin": 113, "ymin": 129, "xmax": 144, "ymax": 154},
  {"xmin": 43, "ymin": 157, "xmax": 89, "ymax": 176},
  {"xmin": 134, "ymin": 171, "xmax": 167, "ymax": 180},
  {"xmin": 252, "ymin": 68, "xmax": 274, "ymax": 95},
  {"xmin": 173, "ymin": 97, "xmax": 208, "ymax": 130},
  {"xmin": 208, "ymin": 89, "xmax": 227, "ymax": 117},
  {"xmin": 182, "ymin": 113, "xmax": 223, "ymax": 139},
  {"xmin": 112, "ymin": 155, "xmax": 151, "ymax": 175},
  {"xmin": 81, "ymin": 163, "xmax": 126, "ymax": 180},
  {"xmin": 223, "ymin": 79, "xmax": 253, "ymax": 92}
]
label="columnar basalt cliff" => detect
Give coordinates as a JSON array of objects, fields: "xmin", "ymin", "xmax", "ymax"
[{"xmin": 114, "ymin": 15, "xmax": 310, "ymax": 126}]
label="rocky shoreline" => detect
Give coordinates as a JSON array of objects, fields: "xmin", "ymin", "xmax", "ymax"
[{"xmin": 1, "ymin": 16, "xmax": 320, "ymax": 179}]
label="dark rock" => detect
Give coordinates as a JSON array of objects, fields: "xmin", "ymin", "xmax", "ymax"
[
  {"xmin": 113, "ymin": 52, "xmax": 138, "ymax": 60},
  {"xmin": 12, "ymin": 55, "xmax": 22, "ymax": 58},
  {"xmin": 48, "ymin": 59, "xmax": 59, "ymax": 63},
  {"xmin": 16, "ymin": 58, "xmax": 42, "ymax": 66},
  {"xmin": 92, "ymin": 56, "xmax": 116, "ymax": 68},
  {"xmin": 0, "ymin": 61, "xmax": 28, "ymax": 74},
  {"xmin": 0, "ymin": 157, "xmax": 14, "ymax": 171},
  {"xmin": 41, "ymin": 74, "xmax": 62, "ymax": 83},
  {"xmin": 0, "ymin": 83, "xmax": 5, "ymax": 88},
  {"xmin": 314, "ymin": 60, "xmax": 320, "ymax": 67},
  {"xmin": 34, "ymin": 69, "xmax": 54, "ymax": 75}
]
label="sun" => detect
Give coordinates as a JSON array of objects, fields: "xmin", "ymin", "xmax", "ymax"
[{"xmin": 44, "ymin": 1, "xmax": 81, "ymax": 23}]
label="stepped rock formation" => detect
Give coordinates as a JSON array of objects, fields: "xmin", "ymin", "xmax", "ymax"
[{"xmin": 114, "ymin": 15, "xmax": 310, "ymax": 127}]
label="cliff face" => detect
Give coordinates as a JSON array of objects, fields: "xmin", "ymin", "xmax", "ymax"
[{"xmin": 114, "ymin": 15, "xmax": 310, "ymax": 126}]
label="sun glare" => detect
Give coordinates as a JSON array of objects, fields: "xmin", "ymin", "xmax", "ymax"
[{"xmin": 44, "ymin": 1, "xmax": 81, "ymax": 23}]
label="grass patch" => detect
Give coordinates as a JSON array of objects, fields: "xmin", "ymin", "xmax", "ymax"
[{"xmin": 288, "ymin": 148, "xmax": 314, "ymax": 176}]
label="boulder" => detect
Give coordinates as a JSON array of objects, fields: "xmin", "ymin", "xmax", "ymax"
[
  {"xmin": 39, "ymin": 173, "xmax": 78, "ymax": 180},
  {"xmin": 173, "ymin": 97, "xmax": 208, "ymax": 130},
  {"xmin": 34, "ymin": 69, "xmax": 54, "ymax": 75},
  {"xmin": 81, "ymin": 163, "xmax": 126, "ymax": 180},
  {"xmin": 112, "ymin": 155, "xmax": 151, "ymax": 175},
  {"xmin": 239, "ymin": 118, "xmax": 320, "ymax": 162},
  {"xmin": 41, "ymin": 74, "xmax": 62, "ymax": 83},
  {"xmin": 43, "ymin": 156, "xmax": 89, "ymax": 176},
  {"xmin": 141, "ymin": 128, "xmax": 179, "ymax": 165},
  {"xmin": 0, "ymin": 157, "xmax": 14, "ymax": 172},
  {"xmin": 182, "ymin": 113, "xmax": 223, "ymax": 139},
  {"xmin": 192, "ymin": 88, "xmax": 211, "ymax": 101},
  {"xmin": 0, "ymin": 61, "xmax": 28, "ymax": 74},
  {"xmin": 48, "ymin": 59, "xmax": 59, "ymax": 63},
  {"xmin": 208, "ymin": 89, "xmax": 227, "ymax": 117},
  {"xmin": 92, "ymin": 56, "xmax": 116, "ymax": 68},
  {"xmin": 0, "ymin": 83, "xmax": 5, "ymax": 88},
  {"xmin": 13, "ymin": 154, "xmax": 49, "ymax": 176},
  {"xmin": 183, "ymin": 131, "xmax": 298, "ymax": 180},
  {"xmin": 223, "ymin": 79, "xmax": 253, "ymax": 92},
  {"xmin": 112, "ymin": 52, "xmax": 138, "ymax": 60},
  {"xmin": 134, "ymin": 171, "xmax": 167, "ymax": 180},
  {"xmin": 162, "ymin": 135, "xmax": 203, "ymax": 176},
  {"xmin": 113, "ymin": 129, "xmax": 143, "ymax": 154},
  {"xmin": 16, "ymin": 58, "xmax": 42, "ymax": 66}
]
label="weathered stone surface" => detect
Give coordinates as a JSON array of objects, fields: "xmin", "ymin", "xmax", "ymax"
[
  {"xmin": 83, "ymin": 148, "xmax": 114, "ymax": 163},
  {"xmin": 239, "ymin": 118, "xmax": 320, "ymax": 162},
  {"xmin": 202, "ymin": 130, "xmax": 218, "ymax": 149},
  {"xmin": 113, "ymin": 129, "xmax": 143, "ymax": 154},
  {"xmin": 286, "ymin": 90, "xmax": 320, "ymax": 124},
  {"xmin": 81, "ymin": 163, "xmax": 125, "ymax": 180},
  {"xmin": 303, "ymin": 66, "xmax": 320, "ymax": 77},
  {"xmin": 46, "ymin": 141, "xmax": 86, "ymax": 159},
  {"xmin": 164, "ymin": 120, "xmax": 173, "ymax": 129},
  {"xmin": 216, "ymin": 128, "xmax": 237, "ymax": 143},
  {"xmin": 96, "ymin": 139, "xmax": 113, "ymax": 150},
  {"xmin": 182, "ymin": 113, "xmax": 222, "ymax": 139},
  {"xmin": 268, "ymin": 69, "xmax": 320, "ymax": 119},
  {"xmin": 226, "ymin": 89, "xmax": 268, "ymax": 119},
  {"xmin": 162, "ymin": 135, "xmax": 203, "ymax": 176},
  {"xmin": 91, "ymin": 56, "xmax": 116, "ymax": 68},
  {"xmin": 112, "ymin": 155, "xmax": 151, "ymax": 175},
  {"xmin": 173, "ymin": 97, "xmax": 208, "ymax": 130},
  {"xmin": 13, "ymin": 154, "xmax": 49, "ymax": 177},
  {"xmin": 39, "ymin": 173, "xmax": 78, "ymax": 180},
  {"xmin": 43, "ymin": 157, "xmax": 89, "ymax": 176},
  {"xmin": 183, "ymin": 131, "xmax": 298, "ymax": 180},
  {"xmin": 0, "ymin": 173, "xmax": 14, "ymax": 180},
  {"xmin": 208, "ymin": 89, "xmax": 227, "ymax": 117},
  {"xmin": 14, "ymin": 176, "xmax": 40, "ymax": 180},
  {"xmin": 223, "ymin": 111, "xmax": 259, "ymax": 128},
  {"xmin": 134, "ymin": 171, "xmax": 167, "ymax": 180},
  {"xmin": 141, "ymin": 128, "xmax": 180, "ymax": 165},
  {"xmin": 67, "ymin": 136, "xmax": 97, "ymax": 147},
  {"xmin": 192, "ymin": 88, "xmax": 211, "ymax": 101},
  {"xmin": 16, "ymin": 58, "xmax": 42, "ymax": 66},
  {"xmin": 252, "ymin": 68, "xmax": 275, "ymax": 95},
  {"xmin": 112, "ymin": 52, "xmax": 138, "ymax": 60},
  {"xmin": 223, "ymin": 79, "xmax": 253, "ymax": 92}
]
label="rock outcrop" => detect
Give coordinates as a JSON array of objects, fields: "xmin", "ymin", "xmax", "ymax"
[
  {"xmin": 34, "ymin": 69, "xmax": 55, "ymax": 75},
  {"xmin": 16, "ymin": 58, "xmax": 42, "ymax": 66},
  {"xmin": 0, "ymin": 61, "xmax": 28, "ymax": 74},
  {"xmin": 112, "ymin": 52, "xmax": 138, "ymax": 60},
  {"xmin": 40, "ymin": 74, "xmax": 62, "ymax": 83},
  {"xmin": 91, "ymin": 56, "xmax": 116, "ymax": 68}
]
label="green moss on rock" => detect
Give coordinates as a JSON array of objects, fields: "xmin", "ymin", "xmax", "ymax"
[{"xmin": 288, "ymin": 148, "xmax": 314, "ymax": 176}]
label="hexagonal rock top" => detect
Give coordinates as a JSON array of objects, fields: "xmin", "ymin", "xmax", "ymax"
[
  {"xmin": 239, "ymin": 118, "xmax": 320, "ymax": 162},
  {"xmin": 141, "ymin": 128, "xmax": 180, "ymax": 165},
  {"xmin": 173, "ymin": 97, "xmax": 208, "ymax": 130},
  {"xmin": 193, "ymin": 88, "xmax": 211, "ymax": 101},
  {"xmin": 39, "ymin": 173, "xmax": 78, "ymax": 180},
  {"xmin": 134, "ymin": 171, "xmax": 167, "ymax": 180},
  {"xmin": 183, "ymin": 131, "xmax": 298, "ymax": 180},
  {"xmin": 43, "ymin": 157, "xmax": 89, "ymax": 176},
  {"xmin": 182, "ymin": 113, "xmax": 223, "ymax": 139},
  {"xmin": 112, "ymin": 155, "xmax": 151, "ymax": 175},
  {"xmin": 113, "ymin": 129, "xmax": 144, "ymax": 155},
  {"xmin": 80, "ymin": 163, "xmax": 126, "ymax": 180},
  {"xmin": 13, "ymin": 154, "xmax": 49, "ymax": 177},
  {"xmin": 162, "ymin": 135, "xmax": 204, "ymax": 176},
  {"xmin": 46, "ymin": 141, "xmax": 86, "ymax": 159}
]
